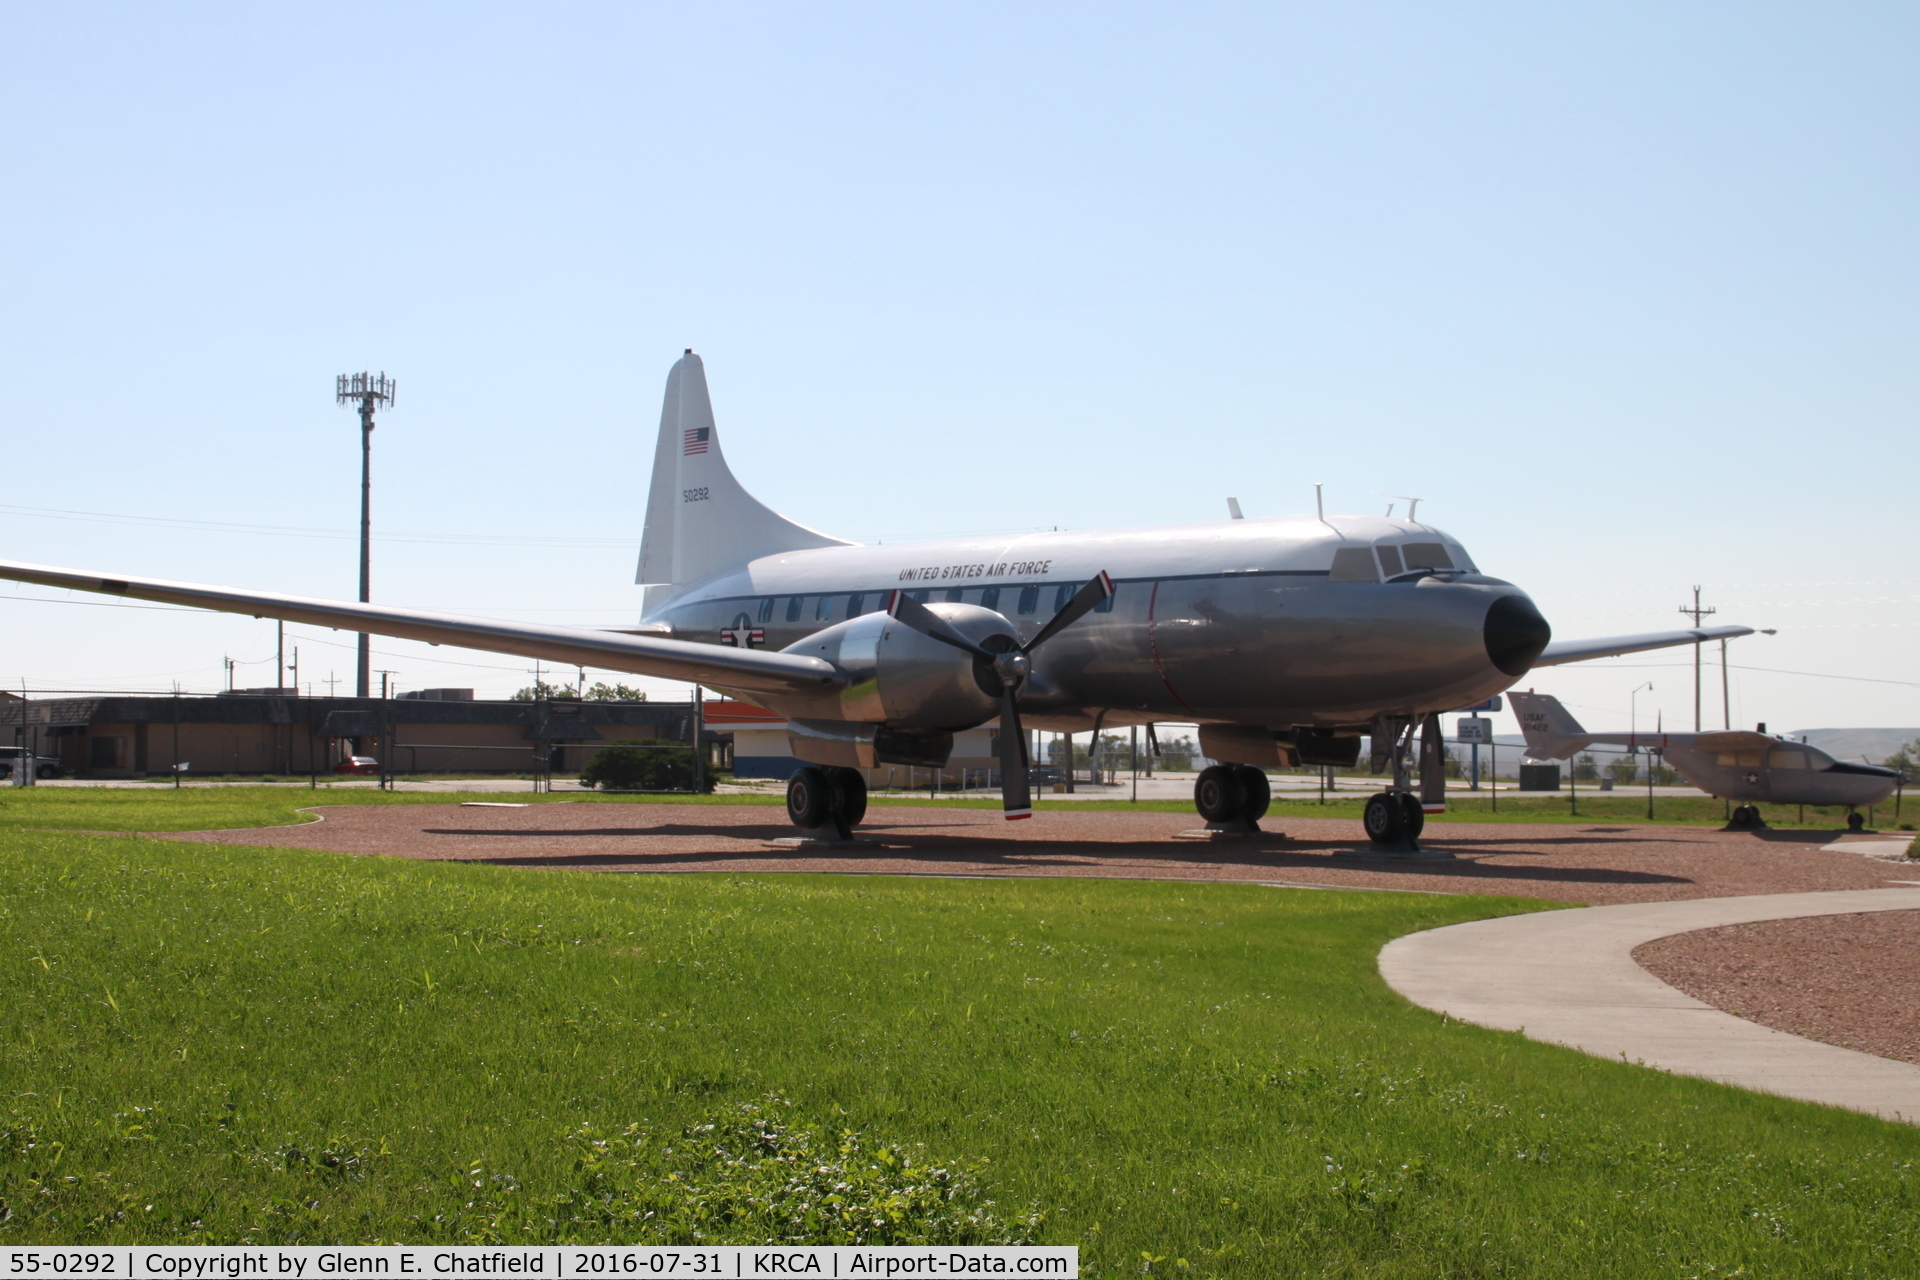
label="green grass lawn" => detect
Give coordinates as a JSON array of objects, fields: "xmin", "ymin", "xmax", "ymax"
[
  {"xmin": 4, "ymin": 822, "xmax": 1920, "ymax": 1273},
  {"xmin": 0, "ymin": 782, "xmax": 1905, "ymax": 835}
]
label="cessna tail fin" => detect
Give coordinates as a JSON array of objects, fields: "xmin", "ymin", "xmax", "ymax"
[
  {"xmin": 1508, "ymin": 691, "xmax": 1591, "ymax": 761},
  {"xmin": 636, "ymin": 352, "xmax": 854, "ymax": 614}
]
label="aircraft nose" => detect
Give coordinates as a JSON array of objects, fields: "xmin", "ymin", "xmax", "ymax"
[{"xmin": 1484, "ymin": 593, "xmax": 1551, "ymax": 676}]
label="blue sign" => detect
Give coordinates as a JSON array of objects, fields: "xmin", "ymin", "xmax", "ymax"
[{"xmin": 1459, "ymin": 695, "xmax": 1503, "ymax": 713}]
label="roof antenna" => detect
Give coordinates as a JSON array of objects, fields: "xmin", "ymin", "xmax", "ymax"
[
  {"xmin": 1314, "ymin": 482, "xmax": 1325, "ymax": 523},
  {"xmin": 1384, "ymin": 503, "xmax": 1394, "ymax": 518},
  {"xmin": 1226, "ymin": 497, "xmax": 1244, "ymax": 520}
]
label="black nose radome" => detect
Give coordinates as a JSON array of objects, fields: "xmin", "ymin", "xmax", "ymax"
[{"xmin": 1484, "ymin": 594, "xmax": 1551, "ymax": 676}]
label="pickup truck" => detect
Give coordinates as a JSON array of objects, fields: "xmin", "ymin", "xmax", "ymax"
[{"xmin": 0, "ymin": 746, "xmax": 63, "ymax": 780}]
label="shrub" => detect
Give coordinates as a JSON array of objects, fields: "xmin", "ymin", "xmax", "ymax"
[{"xmin": 579, "ymin": 741, "xmax": 710, "ymax": 792}]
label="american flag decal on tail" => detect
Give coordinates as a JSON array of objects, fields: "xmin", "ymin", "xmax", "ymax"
[{"xmin": 683, "ymin": 427, "xmax": 710, "ymax": 455}]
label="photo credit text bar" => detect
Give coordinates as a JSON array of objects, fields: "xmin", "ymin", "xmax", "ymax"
[{"xmin": 4, "ymin": 1247, "xmax": 1076, "ymax": 1280}]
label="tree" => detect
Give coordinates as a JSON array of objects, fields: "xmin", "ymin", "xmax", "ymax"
[
  {"xmin": 585, "ymin": 682, "xmax": 648, "ymax": 702},
  {"xmin": 1572, "ymin": 753, "xmax": 1599, "ymax": 782},
  {"xmin": 512, "ymin": 681, "xmax": 579, "ymax": 702},
  {"xmin": 1606, "ymin": 755, "xmax": 1641, "ymax": 785},
  {"xmin": 1883, "ymin": 738, "xmax": 1920, "ymax": 783},
  {"xmin": 513, "ymin": 680, "xmax": 649, "ymax": 702}
]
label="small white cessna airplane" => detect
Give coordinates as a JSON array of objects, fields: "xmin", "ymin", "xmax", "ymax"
[
  {"xmin": 0, "ymin": 352, "xmax": 1755, "ymax": 849},
  {"xmin": 1510, "ymin": 691, "xmax": 1899, "ymax": 830}
]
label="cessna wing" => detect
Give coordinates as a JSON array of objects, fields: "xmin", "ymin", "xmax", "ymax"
[
  {"xmin": 0, "ymin": 559, "xmax": 843, "ymax": 699},
  {"xmin": 1532, "ymin": 625, "xmax": 1755, "ymax": 667}
]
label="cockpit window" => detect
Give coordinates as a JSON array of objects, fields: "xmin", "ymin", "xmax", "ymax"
[
  {"xmin": 1402, "ymin": 543, "xmax": 1453, "ymax": 571},
  {"xmin": 1376, "ymin": 545, "xmax": 1404, "ymax": 577},
  {"xmin": 1769, "ymin": 750, "xmax": 1807, "ymax": 769},
  {"xmin": 1328, "ymin": 547, "xmax": 1378, "ymax": 582}
]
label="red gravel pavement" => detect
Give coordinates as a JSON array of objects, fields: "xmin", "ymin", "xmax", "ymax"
[
  {"xmin": 160, "ymin": 802, "xmax": 1915, "ymax": 906},
  {"xmin": 1636, "ymin": 911, "xmax": 1920, "ymax": 1067}
]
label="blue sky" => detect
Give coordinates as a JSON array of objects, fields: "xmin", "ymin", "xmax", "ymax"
[{"xmin": 1, "ymin": 2, "xmax": 1914, "ymax": 736}]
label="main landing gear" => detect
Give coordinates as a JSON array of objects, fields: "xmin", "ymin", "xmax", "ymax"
[
  {"xmin": 785, "ymin": 766, "xmax": 869, "ymax": 843},
  {"xmin": 1192, "ymin": 764, "xmax": 1271, "ymax": 835},
  {"xmin": 1724, "ymin": 803, "xmax": 1768, "ymax": 831}
]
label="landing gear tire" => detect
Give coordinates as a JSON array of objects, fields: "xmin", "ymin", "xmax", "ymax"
[
  {"xmin": 787, "ymin": 767, "xmax": 831, "ymax": 829},
  {"xmin": 1725, "ymin": 803, "xmax": 1765, "ymax": 830},
  {"xmin": 787, "ymin": 766, "xmax": 867, "ymax": 838},
  {"xmin": 1194, "ymin": 765, "xmax": 1247, "ymax": 824},
  {"xmin": 1363, "ymin": 792, "xmax": 1405, "ymax": 843},
  {"xmin": 1399, "ymin": 793, "xmax": 1426, "ymax": 840},
  {"xmin": 828, "ymin": 767, "xmax": 868, "ymax": 828},
  {"xmin": 1232, "ymin": 765, "xmax": 1271, "ymax": 822}
]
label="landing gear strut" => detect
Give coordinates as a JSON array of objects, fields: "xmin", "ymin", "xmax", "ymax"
[
  {"xmin": 1724, "ymin": 803, "xmax": 1768, "ymax": 831},
  {"xmin": 1352, "ymin": 713, "xmax": 1449, "ymax": 857},
  {"xmin": 1191, "ymin": 764, "xmax": 1271, "ymax": 836},
  {"xmin": 785, "ymin": 766, "xmax": 869, "ymax": 842}
]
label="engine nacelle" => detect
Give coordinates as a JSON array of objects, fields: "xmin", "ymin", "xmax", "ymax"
[{"xmin": 766, "ymin": 601, "xmax": 1017, "ymax": 731}]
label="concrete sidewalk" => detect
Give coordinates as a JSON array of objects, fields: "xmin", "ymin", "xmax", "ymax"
[{"xmin": 1379, "ymin": 889, "xmax": 1920, "ymax": 1123}]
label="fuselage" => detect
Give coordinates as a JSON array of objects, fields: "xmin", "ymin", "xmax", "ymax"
[
  {"xmin": 643, "ymin": 514, "xmax": 1550, "ymax": 732},
  {"xmin": 1659, "ymin": 744, "xmax": 1896, "ymax": 807}
]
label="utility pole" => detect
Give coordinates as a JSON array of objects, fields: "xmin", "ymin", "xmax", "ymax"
[
  {"xmin": 336, "ymin": 372, "xmax": 395, "ymax": 698},
  {"xmin": 1678, "ymin": 586, "xmax": 1716, "ymax": 732},
  {"xmin": 276, "ymin": 622, "xmax": 285, "ymax": 693}
]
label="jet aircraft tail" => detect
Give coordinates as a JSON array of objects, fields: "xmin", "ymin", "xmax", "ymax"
[
  {"xmin": 636, "ymin": 351, "xmax": 854, "ymax": 614},
  {"xmin": 1508, "ymin": 691, "xmax": 1592, "ymax": 761}
]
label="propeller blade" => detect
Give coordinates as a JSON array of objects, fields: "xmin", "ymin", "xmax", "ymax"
[
  {"xmin": 1022, "ymin": 571, "xmax": 1115, "ymax": 654},
  {"xmin": 997, "ymin": 687, "xmax": 1032, "ymax": 820},
  {"xmin": 886, "ymin": 589, "xmax": 993, "ymax": 659}
]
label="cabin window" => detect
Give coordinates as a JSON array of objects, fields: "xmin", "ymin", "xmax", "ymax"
[
  {"xmin": 1376, "ymin": 545, "xmax": 1405, "ymax": 577},
  {"xmin": 907, "ymin": 589, "xmax": 929, "ymax": 604},
  {"xmin": 815, "ymin": 595, "xmax": 833, "ymax": 621},
  {"xmin": 785, "ymin": 596, "xmax": 803, "ymax": 622},
  {"xmin": 944, "ymin": 587, "xmax": 964, "ymax": 603},
  {"xmin": 980, "ymin": 587, "xmax": 1001, "ymax": 611},
  {"xmin": 846, "ymin": 593, "xmax": 865, "ymax": 616},
  {"xmin": 1402, "ymin": 542, "xmax": 1453, "ymax": 571},
  {"xmin": 1769, "ymin": 750, "xmax": 1807, "ymax": 769},
  {"xmin": 1328, "ymin": 547, "xmax": 1378, "ymax": 582},
  {"xmin": 1717, "ymin": 750, "xmax": 1764, "ymax": 767},
  {"xmin": 1017, "ymin": 586, "xmax": 1039, "ymax": 615},
  {"xmin": 757, "ymin": 597, "xmax": 775, "ymax": 623},
  {"xmin": 1094, "ymin": 586, "xmax": 1116, "ymax": 613},
  {"xmin": 1054, "ymin": 583, "xmax": 1075, "ymax": 612}
]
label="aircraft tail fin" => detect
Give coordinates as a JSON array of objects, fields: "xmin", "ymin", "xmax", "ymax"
[
  {"xmin": 636, "ymin": 352, "xmax": 855, "ymax": 614},
  {"xmin": 1508, "ymin": 691, "xmax": 1590, "ymax": 761}
]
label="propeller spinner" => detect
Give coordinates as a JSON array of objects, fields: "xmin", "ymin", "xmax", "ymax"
[{"xmin": 886, "ymin": 571, "xmax": 1115, "ymax": 820}]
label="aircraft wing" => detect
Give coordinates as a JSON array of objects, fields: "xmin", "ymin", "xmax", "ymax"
[
  {"xmin": 0, "ymin": 559, "xmax": 843, "ymax": 699},
  {"xmin": 1532, "ymin": 625, "xmax": 1755, "ymax": 667}
]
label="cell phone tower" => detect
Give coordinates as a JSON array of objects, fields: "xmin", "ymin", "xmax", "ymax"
[{"xmin": 337, "ymin": 372, "xmax": 396, "ymax": 698}]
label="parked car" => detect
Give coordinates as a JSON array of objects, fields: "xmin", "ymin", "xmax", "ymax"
[
  {"xmin": 0, "ymin": 747, "xmax": 62, "ymax": 780},
  {"xmin": 334, "ymin": 755, "xmax": 380, "ymax": 775}
]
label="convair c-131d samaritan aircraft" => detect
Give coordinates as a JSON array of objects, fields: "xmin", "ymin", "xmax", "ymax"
[{"xmin": 0, "ymin": 351, "xmax": 1757, "ymax": 851}]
